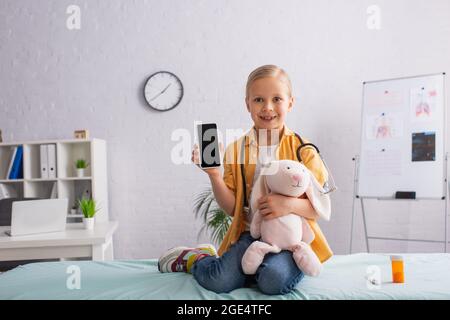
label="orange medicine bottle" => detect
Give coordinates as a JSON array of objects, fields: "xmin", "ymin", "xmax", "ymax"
[{"xmin": 391, "ymin": 255, "xmax": 405, "ymax": 283}]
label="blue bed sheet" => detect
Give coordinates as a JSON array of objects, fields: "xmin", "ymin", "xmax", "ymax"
[{"xmin": 0, "ymin": 253, "xmax": 449, "ymax": 299}]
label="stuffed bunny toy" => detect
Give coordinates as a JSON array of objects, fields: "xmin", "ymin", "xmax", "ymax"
[{"xmin": 241, "ymin": 160, "xmax": 331, "ymax": 277}]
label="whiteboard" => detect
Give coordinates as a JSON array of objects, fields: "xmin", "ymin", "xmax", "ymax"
[{"xmin": 357, "ymin": 73, "xmax": 446, "ymax": 199}]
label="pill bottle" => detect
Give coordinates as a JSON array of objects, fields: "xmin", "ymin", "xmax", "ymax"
[{"xmin": 390, "ymin": 255, "xmax": 405, "ymax": 283}]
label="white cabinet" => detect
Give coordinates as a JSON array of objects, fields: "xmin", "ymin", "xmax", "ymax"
[{"xmin": 0, "ymin": 139, "xmax": 109, "ymax": 223}]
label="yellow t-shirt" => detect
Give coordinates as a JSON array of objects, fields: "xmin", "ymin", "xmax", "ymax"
[
  {"xmin": 218, "ymin": 125, "xmax": 333, "ymax": 263},
  {"xmin": 245, "ymin": 144, "xmax": 278, "ymax": 231}
]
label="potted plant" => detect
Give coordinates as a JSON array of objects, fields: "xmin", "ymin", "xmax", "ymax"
[
  {"xmin": 75, "ymin": 159, "xmax": 89, "ymax": 177},
  {"xmin": 193, "ymin": 186, "xmax": 232, "ymax": 246},
  {"xmin": 78, "ymin": 197, "xmax": 99, "ymax": 230}
]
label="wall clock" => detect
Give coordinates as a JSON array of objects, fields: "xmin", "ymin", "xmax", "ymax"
[{"xmin": 144, "ymin": 71, "xmax": 184, "ymax": 111}]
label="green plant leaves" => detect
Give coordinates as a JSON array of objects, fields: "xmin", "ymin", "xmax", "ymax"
[
  {"xmin": 75, "ymin": 159, "xmax": 89, "ymax": 169},
  {"xmin": 193, "ymin": 187, "xmax": 231, "ymax": 246},
  {"xmin": 77, "ymin": 198, "xmax": 99, "ymax": 218}
]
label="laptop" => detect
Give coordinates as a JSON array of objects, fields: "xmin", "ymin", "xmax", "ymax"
[{"xmin": 4, "ymin": 198, "xmax": 68, "ymax": 236}]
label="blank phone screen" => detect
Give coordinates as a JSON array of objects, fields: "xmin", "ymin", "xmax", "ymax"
[{"xmin": 198, "ymin": 123, "xmax": 220, "ymax": 168}]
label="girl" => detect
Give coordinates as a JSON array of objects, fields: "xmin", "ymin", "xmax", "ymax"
[{"xmin": 158, "ymin": 65, "xmax": 333, "ymax": 295}]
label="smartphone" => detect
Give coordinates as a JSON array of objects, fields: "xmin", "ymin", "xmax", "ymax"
[{"xmin": 196, "ymin": 123, "xmax": 221, "ymax": 168}]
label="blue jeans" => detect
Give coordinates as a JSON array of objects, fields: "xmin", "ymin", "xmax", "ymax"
[{"xmin": 191, "ymin": 232, "xmax": 304, "ymax": 295}]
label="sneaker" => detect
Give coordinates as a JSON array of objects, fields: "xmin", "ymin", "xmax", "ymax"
[{"xmin": 158, "ymin": 243, "xmax": 217, "ymax": 273}]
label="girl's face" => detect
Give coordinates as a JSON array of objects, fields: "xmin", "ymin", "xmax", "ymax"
[{"xmin": 246, "ymin": 77, "xmax": 294, "ymax": 132}]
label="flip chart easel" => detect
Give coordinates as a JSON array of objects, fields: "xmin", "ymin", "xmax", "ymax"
[{"xmin": 349, "ymin": 73, "xmax": 449, "ymax": 253}]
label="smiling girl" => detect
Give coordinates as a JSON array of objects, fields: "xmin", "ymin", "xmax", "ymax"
[{"xmin": 158, "ymin": 65, "xmax": 332, "ymax": 295}]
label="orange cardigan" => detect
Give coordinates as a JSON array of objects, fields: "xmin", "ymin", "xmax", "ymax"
[{"xmin": 218, "ymin": 125, "xmax": 333, "ymax": 263}]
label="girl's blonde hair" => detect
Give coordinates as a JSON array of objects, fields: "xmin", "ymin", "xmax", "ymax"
[{"xmin": 245, "ymin": 65, "xmax": 293, "ymax": 99}]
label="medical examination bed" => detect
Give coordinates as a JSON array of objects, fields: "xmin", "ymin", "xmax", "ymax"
[{"xmin": 0, "ymin": 253, "xmax": 449, "ymax": 299}]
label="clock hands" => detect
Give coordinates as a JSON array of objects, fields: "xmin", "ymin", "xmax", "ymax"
[
  {"xmin": 149, "ymin": 83, "xmax": 172, "ymax": 102},
  {"xmin": 160, "ymin": 83, "xmax": 171, "ymax": 94}
]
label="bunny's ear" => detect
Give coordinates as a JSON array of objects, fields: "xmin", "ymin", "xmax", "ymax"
[
  {"xmin": 305, "ymin": 172, "xmax": 331, "ymax": 221},
  {"xmin": 250, "ymin": 172, "xmax": 269, "ymax": 216}
]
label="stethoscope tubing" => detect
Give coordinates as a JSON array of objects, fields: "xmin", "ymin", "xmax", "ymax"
[{"xmin": 240, "ymin": 133, "xmax": 323, "ymax": 207}]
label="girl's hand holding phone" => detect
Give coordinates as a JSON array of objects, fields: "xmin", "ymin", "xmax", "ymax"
[{"xmin": 192, "ymin": 143, "xmax": 223, "ymax": 177}]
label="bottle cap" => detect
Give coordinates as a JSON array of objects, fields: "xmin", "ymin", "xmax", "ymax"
[{"xmin": 390, "ymin": 255, "xmax": 403, "ymax": 261}]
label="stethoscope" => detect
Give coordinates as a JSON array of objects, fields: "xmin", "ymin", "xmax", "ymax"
[{"xmin": 240, "ymin": 132, "xmax": 337, "ymax": 207}]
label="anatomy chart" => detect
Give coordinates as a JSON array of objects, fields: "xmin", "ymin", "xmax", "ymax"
[{"xmin": 358, "ymin": 73, "xmax": 445, "ymax": 198}]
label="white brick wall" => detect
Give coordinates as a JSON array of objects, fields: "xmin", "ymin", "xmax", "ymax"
[{"xmin": 1, "ymin": 0, "xmax": 450, "ymax": 259}]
